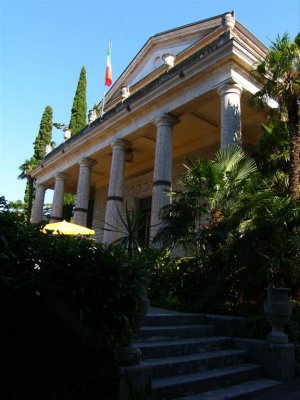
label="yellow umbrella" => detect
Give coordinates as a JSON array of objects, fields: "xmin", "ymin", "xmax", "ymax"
[{"xmin": 42, "ymin": 220, "xmax": 95, "ymax": 235}]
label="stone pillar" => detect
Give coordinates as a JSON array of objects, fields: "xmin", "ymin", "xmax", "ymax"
[
  {"xmin": 31, "ymin": 183, "xmax": 47, "ymax": 223},
  {"xmin": 150, "ymin": 114, "xmax": 179, "ymax": 241},
  {"xmin": 218, "ymin": 83, "xmax": 243, "ymax": 147},
  {"xmin": 73, "ymin": 158, "xmax": 96, "ymax": 226},
  {"xmin": 103, "ymin": 139, "xmax": 128, "ymax": 244},
  {"xmin": 50, "ymin": 172, "xmax": 69, "ymax": 223}
]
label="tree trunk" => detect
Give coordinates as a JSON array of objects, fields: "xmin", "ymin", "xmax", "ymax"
[
  {"xmin": 27, "ymin": 176, "xmax": 35, "ymax": 223},
  {"xmin": 287, "ymin": 101, "xmax": 300, "ymax": 199}
]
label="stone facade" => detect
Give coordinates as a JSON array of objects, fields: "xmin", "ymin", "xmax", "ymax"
[{"xmin": 30, "ymin": 12, "xmax": 271, "ymax": 245}]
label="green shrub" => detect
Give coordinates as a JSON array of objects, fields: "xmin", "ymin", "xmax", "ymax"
[
  {"xmin": 0, "ymin": 209, "xmax": 147, "ymax": 399},
  {"xmin": 149, "ymin": 252, "xmax": 224, "ymax": 313}
]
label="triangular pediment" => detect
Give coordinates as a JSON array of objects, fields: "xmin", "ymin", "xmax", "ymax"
[
  {"xmin": 129, "ymin": 31, "xmax": 211, "ymax": 86},
  {"xmin": 104, "ymin": 13, "xmax": 230, "ymax": 109}
]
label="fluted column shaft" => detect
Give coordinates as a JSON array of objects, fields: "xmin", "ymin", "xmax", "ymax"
[
  {"xmin": 73, "ymin": 158, "xmax": 96, "ymax": 226},
  {"xmin": 103, "ymin": 139, "xmax": 128, "ymax": 244},
  {"xmin": 50, "ymin": 172, "xmax": 69, "ymax": 223},
  {"xmin": 150, "ymin": 114, "xmax": 179, "ymax": 241},
  {"xmin": 218, "ymin": 83, "xmax": 243, "ymax": 147},
  {"xmin": 31, "ymin": 184, "xmax": 47, "ymax": 223}
]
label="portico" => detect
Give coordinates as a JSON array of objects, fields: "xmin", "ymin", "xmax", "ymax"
[{"xmin": 30, "ymin": 12, "xmax": 270, "ymax": 244}]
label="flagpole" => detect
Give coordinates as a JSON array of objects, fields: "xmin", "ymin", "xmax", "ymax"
[{"xmin": 100, "ymin": 82, "xmax": 107, "ymax": 118}]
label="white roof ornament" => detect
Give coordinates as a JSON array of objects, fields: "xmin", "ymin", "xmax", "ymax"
[
  {"xmin": 63, "ymin": 127, "xmax": 71, "ymax": 141},
  {"xmin": 45, "ymin": 144, "xmax": 52, "ymax": 155},
  {"xmin": 120, "ymin": 85, "xmax": 130, "ymax": 102},
  {"xmin": 223, "ymin": 12, "xmax": 235, "ymax": 31},
  {"xmin": 162, "ymin": 53, "xmax": 176, "ymax": 71},
  {"xmin": 88, "ymin": 109, "xmax": 97, "ymax": 124}
]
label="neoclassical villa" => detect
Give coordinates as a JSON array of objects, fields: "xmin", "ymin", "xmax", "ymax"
[{"xmin": 30, "ymin": 12, "xmax": 273, "ymax": 244}]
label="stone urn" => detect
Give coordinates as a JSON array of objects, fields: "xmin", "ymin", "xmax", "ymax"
[
  {"xmin": 63, "ymin": 127, "xmax": 71, "ymax": 141},
  {"xmin": 264, "ymin": 286, "xmax": 293, "ymax": 344}
]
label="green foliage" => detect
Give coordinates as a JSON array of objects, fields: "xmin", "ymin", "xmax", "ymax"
[
  {"xmin": 53, "ymin": 122, "xmax": 68, "ymax": 130},
  {"xmin": 18, "ymin": 106, "xmax": 53, "ymax": 221},
  {"xmin": 33, "ymin": 105, "xmax": 53, "ymax": 161},
  {"xmin": 150, "ymin": 140, "xmax": 300, "ymax": 313},
  {"xmin": 154, "ymin": 144, "xmax": 257, "ymax": 255},
  {"xmin": 225, "ymin": 194, "xmax": 300, "ymax": 290},
  {"xmin": 252, "ymin": 33, "xmax": 300, "ymax": 198},
  {"xmin": 148, "ymin": 252, "xmax": 220, "ymax": 313},
  {"xmin": 69, "ymin": 66, "xmax": 87, "ymax": 136},
  {"xmin": 0, "ymin": 208, "xmax": 148, "ymax": 398},
  {"xmin": 251, "ymin": 119, "xmax": 290, "ymax": 193},
  {"xmin": 63, "ymin": 193, "xmax": 75, "ymax": 221},
  {"xmin": 18, "ymin": 157, "xmax": 39, "ymax": 221}
]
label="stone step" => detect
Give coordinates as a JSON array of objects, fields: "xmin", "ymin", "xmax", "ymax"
[
  {"xmin": 145, "ymin": 313, "xmax": 206, "ymax": 327},
  {"xmin": 174, "ymin": 378, "xmax": 281, "ymax": 399},
  {"xmin": 144, "ymin": 349, "xmax": 248, "ymax": 379},
  {"xmin": 137, "ymin": 324, "xmax": 216, "ymax": 341},
  {"xmin": 136, "ymin": 337, "xmax": 233, "ymax": 359},
  {"xmin": 152, "ymin": 363, "xmax": 263, "ymax": 400}
]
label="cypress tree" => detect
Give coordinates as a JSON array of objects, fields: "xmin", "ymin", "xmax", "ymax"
[
  {"xmin": 19, "ymin": 106, "xmax": 53, "ymax": 221},
  {"xmin": 69, "ymin": 66, "xmax": 87, "ymax": 136},
  {"xmin": 33, "ymin": 105, "xmax": 53, "ymax": 161}
]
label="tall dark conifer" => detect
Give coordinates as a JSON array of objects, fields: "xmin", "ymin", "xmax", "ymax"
[
  {"xmin": 33, "ymin": 105, "xmax": 53, "ymax": 161},
  {"xmin": 69, "ymin": 66, "xmax": 87, "ymax": 136},
  {"xmin": 19, "ymin": 106, "xmax": 53, "ymax": 221}
]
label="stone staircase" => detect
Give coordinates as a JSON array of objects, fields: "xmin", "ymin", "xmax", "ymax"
[{"xmin": 134, "ymin": 309, "xmax": 280, "ymax": 399}]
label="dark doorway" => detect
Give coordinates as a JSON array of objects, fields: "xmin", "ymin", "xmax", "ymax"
[{"xmin": 138, "ymin": 196, "xmax": 152, "ymax": 246}]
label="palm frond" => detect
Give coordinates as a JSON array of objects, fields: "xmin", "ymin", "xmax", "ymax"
[{"xmin": 214, "ymin": 144, "xmax": 245, "ymax": 173}]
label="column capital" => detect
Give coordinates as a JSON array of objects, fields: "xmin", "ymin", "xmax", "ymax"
[
  {"xmin": 155, "ymin": 113, "xmax": 180, "ymax": 129},
  {"xmin": 217, "ymin": 82, "xmax": 243, "ymax": 97},
  {"xmin": 54, "ymin": 172, "xmax": 69, "ymax": 181},
  {"xmin": 78, "ymin": 158, "xmax": 96, "ymax": 168},
  {"xmin": 36, "ymin": 183, "xmax": 47, "ymax": 191},
  {"xmin": 111, "ymin": 139, "xmax": 130, "ymax": 151}
]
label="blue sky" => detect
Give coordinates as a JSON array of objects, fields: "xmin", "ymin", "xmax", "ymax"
[{"xmin": 1, "ymin": 0, "xmax": 299, "ymax": 202}]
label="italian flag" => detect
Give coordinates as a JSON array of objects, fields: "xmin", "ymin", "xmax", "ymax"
[{"xmin": 105, "ymin": 42, "xmax": 112, "ymax": 87}]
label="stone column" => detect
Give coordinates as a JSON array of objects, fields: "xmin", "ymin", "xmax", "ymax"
[
  {"xmin": 218, "ymin": 83, "xmax": 243, "ymax": 147},
  {"xmin": 150, "ymin": 114, "xmax": 179, "ymax": 241},
  {"xmin": 31, "ymin": 183, "xmax": 47, "ymax": 223},
  {"xmin": 103, "ymin": 139, "xmax": 128, "ymax": 244},
  {"xmin": 50, "ymin": 172, "xmax": 69, "ymax": 223},
  {"xmin": 73, "ymin": 158, "xmax": 96, "ymax": 226}
]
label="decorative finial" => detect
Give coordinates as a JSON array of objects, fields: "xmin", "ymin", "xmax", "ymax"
[
  {"xmin": 120, "ymin": 85, "xmax": 130, "ymax": 102},
  {"xmin": 223, "ymin": 12, "xmax": 235, "ymax": 31},
  {"xmin": 63, "ymin": 127, "xmax": 71, "ymax": 141},
  {"xmin": 162, "ymin": 53, "xmax": 176, "ymax": 71},
  {"xmin": 45, "ymin": 144, "xmax": 52, "ymax": 155},
  {"xmin": 88, "ymin": 109, "xmax": 97, "ymax": 124}
]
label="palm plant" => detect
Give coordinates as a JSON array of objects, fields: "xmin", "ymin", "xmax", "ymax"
[
  {"xmin": 227, "ymin": 193, "xmax": 300, "ymax": 290},
  {"xmin": 154, "ymin": 144, "xmax": 257, "ymax": 254},
  {"xmin": 18, "ymin": 157, "xmax": 38, "ymax": 222},
  {"xmin": 252, "ymin": 33, "xmax": 300, "ymax": 199},
  {"xmin": 252, "ymin": 119, "xmax": 290, "ymax": 194}
]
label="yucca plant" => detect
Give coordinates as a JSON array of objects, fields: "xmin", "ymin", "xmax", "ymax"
[{"xmin": 103, "ymin": 203, "xmax": 147, "ymax": 256}]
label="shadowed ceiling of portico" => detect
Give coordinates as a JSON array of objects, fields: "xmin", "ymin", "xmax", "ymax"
[{"xmin": 46, "ymin": 90, "xmax": 267, "ymax": 195}]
